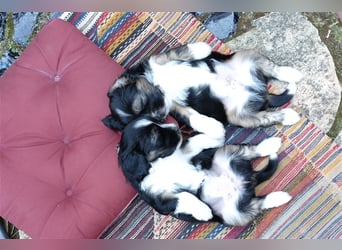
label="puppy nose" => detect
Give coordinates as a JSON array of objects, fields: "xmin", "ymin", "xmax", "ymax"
[{"xmin": 153, "ymin": 113, "xmax": 167, "ymax": 122}]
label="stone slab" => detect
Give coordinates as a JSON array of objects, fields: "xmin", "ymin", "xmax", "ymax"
[{"xmin": 225, "ymin": 12, "xmax": 341, "ymax": 138}]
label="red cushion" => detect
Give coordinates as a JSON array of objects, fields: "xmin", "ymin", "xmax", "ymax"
[{"xmin": 0, "ymin": 19, "xmax": 136, "ymax": 239}]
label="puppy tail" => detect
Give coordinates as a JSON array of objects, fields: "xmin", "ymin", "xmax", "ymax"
[
  {"xmin": 255, "ymin": 153, "xmax": 278, "ymax": 185},
  {"xmin": 268, "ymin": 82, "xmax": 296, "ymax": 108}
]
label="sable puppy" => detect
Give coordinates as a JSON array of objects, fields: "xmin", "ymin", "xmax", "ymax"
[
  {"xmin": 118, "ymin": 116, "xmax": 291, "ymax": 225},
  {"xmin": 103, "ymin": 42, "xmax": 303, "ymax": 139}
]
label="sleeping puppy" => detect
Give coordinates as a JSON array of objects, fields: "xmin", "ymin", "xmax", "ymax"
[
  {"xmin": 118, "ymin": 116, "xmax": 292, "ymax": 226},
  {"xmin": 103, "ymin": 42, "xmax": 303, "ymax": 139}
]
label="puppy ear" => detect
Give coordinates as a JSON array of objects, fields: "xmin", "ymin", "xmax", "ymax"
[
  {"xmin": 107, "ymin": 91, "xmax": 114, "ymax": 97},
  {"xmin": 121, "ymin": 152, "xmax": 150, "ymax": 190},
  {"xmin": 102, "ymin": 115, "xmax": 125, "ymax": 130},
  {"xmin": 118, "ymin": 141, "xmax": 150, "ymax": 190}
]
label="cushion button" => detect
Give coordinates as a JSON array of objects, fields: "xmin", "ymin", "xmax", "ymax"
[
  {"xmin": 63, "ymin": 136, "xmax": 70, "ymax": 144},
  {"xmin": 54, "ymin": 75, "xmax": 61, "ymax": 82},
  {"xmin": 66, "ymin": 189, "xmax": 73, "ymax": 197}
]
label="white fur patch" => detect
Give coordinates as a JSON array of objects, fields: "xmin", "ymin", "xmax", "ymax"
[
  {"xmin": 115, "ymin": 108, "xmax": 131, "ymax": 118},
  {"xmin": 188, "ymin": 42, "xmax": 212, "ymax": 60},
  {"xmin": 269, "ymin": 153, "xmax": 278, "ymax": 161},
  {"xmin": 201, "ymin": 155, "xmax": 247, "ymax": 225},
  {"xmin": 150, "ymin": 62, "xmax": 215, "ymax": 103},
  {"xmin": 133, "ymin": 118, "xmax": 153, "ymax": 128},
  {"xmin": 189, "ymin": 114, "xmax": 226, "ymax": 140},
  {"xmin": 184, "ymin": 134, "xmax": 225, "ymax": 156},
  {"xmin": 159, "ymin": 122, "xmax": 178, "ymax": 129},
  {"xmin": 212, "ymin": 60, "xmax": 258, "ymax": 113},
  {"xmin": 286, "ymin": 81, "xmax": 297, "ymax": 95},
  {"xmin": 174, "ymin": 192, "xmax": 213, "ymax": 221},
  {"xmin": 262, "ymin": 191, "xmax": 292, "ymax": 209},
  {"xmin": 275, "ymin": 66, "xmax": 304, "ymax": 83},
  {"xmin": 281, "ymin": 108, "xmax": 301, "ymax": 126},
  {"xmin": 142, "ymin": 152, "xmax": 205, "ymax": 196},
  {"xmin": 256, "ymin": 137, "xmax": 282, "ymax": 156}
]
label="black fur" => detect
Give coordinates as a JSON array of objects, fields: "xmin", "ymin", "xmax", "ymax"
[{"xmin": 186, "ymin": 85, "xmax": 228, "ymax": 124}]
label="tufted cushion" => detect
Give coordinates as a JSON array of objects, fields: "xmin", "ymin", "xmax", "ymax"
[{"xmin": 0, "ymin": 19, "xmax": 137, "ymax": 239}]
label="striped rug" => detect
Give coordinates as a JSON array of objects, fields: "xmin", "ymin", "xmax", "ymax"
[
  {"xmin": 56, "ymin": 12, "xmax": 342, "ymax": 239},
  {"xmin": 153, "ymin": 114, "xmax": 342, "ymax": 239},
  {"xmin": 100, "ymin": 196, "xmax": 154, "ymax": 239},
  {"xmin": 54, "ymin": 12, "xmax": 229, "ymax": 66}
]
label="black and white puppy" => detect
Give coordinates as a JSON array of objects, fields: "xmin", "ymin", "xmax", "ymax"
[
  {"xmin": 118, "ymin": 116, "xmax": 292, "ymax": 226},
  {"xmin": 103, "ymin": 42, "xmax": 303, "ymax": 139}
]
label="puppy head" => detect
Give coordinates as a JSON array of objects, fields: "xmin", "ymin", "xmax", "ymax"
[
  {"xmin": 103, "ymin": 77, "xmax": 169, "ymax": 130},
  {"xmin": 119, "ymin": 117, "xmax": 182, "ymax": 163},
  {"xmin": 118, "ymin": 117, "xmax": 181, "ymax": 189}
]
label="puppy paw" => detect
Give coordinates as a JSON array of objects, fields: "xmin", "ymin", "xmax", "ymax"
[
  {"xmin": 175, "ymin": 192, "xmax": 213, "ymax": 221},
  {"xmin": 262, "ymin": 191, "xmax": 292, "ymax": 209},
  {"xmin": 190, "ymin": 115, "xmax": 226, "ymax": 140},
  {"xmin": 192, "ymin": 202, "xmax": 214, "ymax": 221},
  {"xmin": 286, "ymin": 81, "xmax": 297, "ymax": 95},
  {"xmin": 281, "ymin": 108, "xmax": 300, "ymax": 126},
  {"xmin": 188, "ymin": 42, "xmax": 212, "ymax": 60},
  {"xmin": 276, "ymin": 66, "xmax": 304, "ymax": 83},
  {"xmin": 256, "ymin": 137, "xmax": 282, "ymax": 156}
]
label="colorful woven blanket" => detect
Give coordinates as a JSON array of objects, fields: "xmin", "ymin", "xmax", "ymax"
[{"xmin": 57, "ymin": 12, "xmax": 342, "ymax": 239}]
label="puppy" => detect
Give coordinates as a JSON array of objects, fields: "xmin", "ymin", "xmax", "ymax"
[
  {"xmin": 118, "ymin": 116, "xmax": 291, "ymax": 226},
  {"xmin": 103, "ymin": 42, "xmax": 303, "ymax": 139}
]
